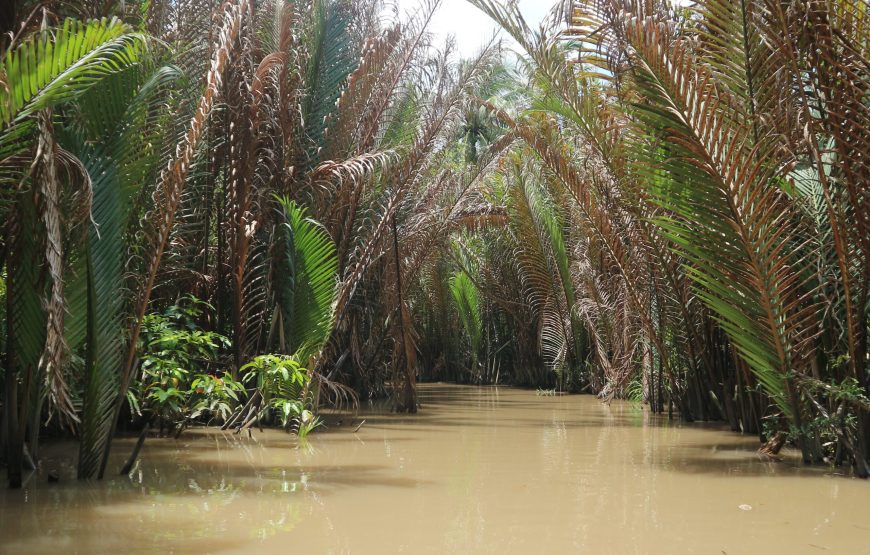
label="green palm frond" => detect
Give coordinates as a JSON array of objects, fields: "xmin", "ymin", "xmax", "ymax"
[
  {"xmin": 6, "ymin": 194, "xmax": 48, "ymax": 419},
  {"xmin": 0, "ymin": 16, "xmax": 148, "ymax": 207},
  {"xmin": 63, "ymin": 62, "xmax": 179, "ymax": 479},
  {"xmin": 450, "ymin": 270, "xmax": 482, "ymax": 367},
  {"xmin": 76, "ymin": 144, "xmax": 127, "ymax": 479},
  {"xmin": 507, "ymin": 158, "xmax": 585, "ymax": 377},
  {"xmin": 0, "ymin": 17, "xmax": 146, "ymax": 129},
  {"xmin": 508, "ymin": 168, "xmax": 554, "ymax": 315},
  {"xmin": 302, "ymin": 0, "xmax": 358, "ymax": 160},
  {"xmin": 614, "ymin": 7, "xmax": 819, "ymax": 420},
  {"xmin": 277, "ymin": 197, "xmax": 338, "ymax": 362}
]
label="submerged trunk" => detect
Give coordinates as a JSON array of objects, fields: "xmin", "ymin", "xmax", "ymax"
[{"xmin": 4, "ymin": 363, "xmax": 22, "ymax": 489}]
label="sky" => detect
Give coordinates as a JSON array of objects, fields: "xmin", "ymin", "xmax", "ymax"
[{"xmin": 394, "ymin": 0, "xmax": 552, "ymax": 59}]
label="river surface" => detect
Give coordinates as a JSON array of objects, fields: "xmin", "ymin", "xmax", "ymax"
[{"xmin": 1, "ymin": 384, "xmax": 869, "ymax": 554}]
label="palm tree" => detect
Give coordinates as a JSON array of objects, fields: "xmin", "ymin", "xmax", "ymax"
[
  {"xmin": 3, "ymin": 0, "xmax": 868, "ymax": 487},
  {"xmin": 472, "ymin": 0, "xmax": 870, "ymax": 473},
  {"xmin": 0, "ymin": 14, "xmax": 149, "ymax": 486},
  {"xmin": 1, "ymin": 0, "xmax": 503, "ymax": 483}
]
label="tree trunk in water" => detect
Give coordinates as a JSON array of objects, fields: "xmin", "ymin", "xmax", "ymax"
[
  {"xmin": 391, "ymin": 217, "xmax": 416, "ymax": 413},
  {"xmin": 854, "ymin": 317, "xmax": 870, "ymax": 477},
  {"xmin": 854, "ymin": 413, "xmax": 870, "ymax": 478},
  {"xmin": 4, "ymin": 220, "xmax": 22, "ymax": 489},
  {"xmin": 4, "ymin": 365, "xmax": 23, "ymax": 488},
  {"xmin": 759, "ymin": 431, "xmax": 786, "ymax": 459},
  {"xmin": 120, "ymin": 421, "xmax": 151, "ymax": 475}
]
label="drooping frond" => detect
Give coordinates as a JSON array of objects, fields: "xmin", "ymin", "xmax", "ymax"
[{"xmin": 0, "ymin": 17, "xmax": 145, "ymax": 124}]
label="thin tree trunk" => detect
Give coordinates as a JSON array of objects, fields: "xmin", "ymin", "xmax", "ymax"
[
  {"xmin": 4, "ymin": 219, "xmax": 22, "ymax": 489},
  {"xmin": 120, "ymin": 420, "xmax": 151, "ymax": 475},
  {"xmin": 4, "ymin": 361, "xmax": 22, "ymax": 489},
  {"xmin": 391, "ymin": 217, "xmax": 416, "ymax": 413}
]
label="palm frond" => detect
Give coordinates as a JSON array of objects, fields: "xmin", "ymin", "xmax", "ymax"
[
  {"xmin": 0, "ymin": 17, "xmax": 146, "ymax": 129},
  {"xmin": 449, "ymin": 270, "xmax": 482, "ymax": 369},
  {"xmin": 277, "ymin": 197, "xmax": 338, "ymax": 363}
]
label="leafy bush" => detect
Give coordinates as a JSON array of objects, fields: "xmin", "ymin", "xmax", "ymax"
[
  {"xmin": 241, "ymin": 354, "xmax": 321, "ymax": 434},
  {"xmin": 131, "ymin": 296, "xmax": 238, "ymax": 432},
  {"xmin": 189, "ymin": 373, "xmax": 245, "ymax": 423}
]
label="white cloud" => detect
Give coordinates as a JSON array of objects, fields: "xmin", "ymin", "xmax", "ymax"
[{"xmin": 393, "ymin": 0, "xmax": 551, "ymax": 58}]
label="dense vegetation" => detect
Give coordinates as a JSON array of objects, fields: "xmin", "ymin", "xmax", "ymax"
[{"xmin": 1, "ymin": 0, "xmax": 868, "ymax": 489}]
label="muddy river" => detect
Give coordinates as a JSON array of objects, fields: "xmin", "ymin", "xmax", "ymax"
[{"xmin": 1, "ymin": 384, "xmax": 868, "ymax": 553}]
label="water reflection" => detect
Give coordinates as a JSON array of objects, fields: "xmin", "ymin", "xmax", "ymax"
[{"xmin": 1, "ymin": 384, "xmax": 869, "ymax": 554}]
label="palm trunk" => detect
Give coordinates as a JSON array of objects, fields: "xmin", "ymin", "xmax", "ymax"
[
  {"xmin": 3, "ymin": 352, "xmax": 22, "ymax": 488},
  {"xmin": 392, "ymin": 217, "xmax": 416, "ymax": 413}
]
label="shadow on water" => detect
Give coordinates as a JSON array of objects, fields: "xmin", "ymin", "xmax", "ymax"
[
  {"xmin": 5, "ymin": 442, "xmax": 430, "ymax": 492},
  {"xmin": 657, "ymin": 455, "xmax": 821, "ymax": 477},
  {"xmin": 651, "ymin": 441, "xmax": 862, "ymax": 478}
]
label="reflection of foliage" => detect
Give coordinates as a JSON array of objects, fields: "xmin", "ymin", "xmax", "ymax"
[{"xmin": 140, "ymin": 470, "xmax": 303, "ymax": 546}]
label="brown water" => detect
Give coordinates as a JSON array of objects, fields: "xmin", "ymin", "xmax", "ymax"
[{"xmin": 1, "ymin": 385, "xmax": 869, "ymax": 554}]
